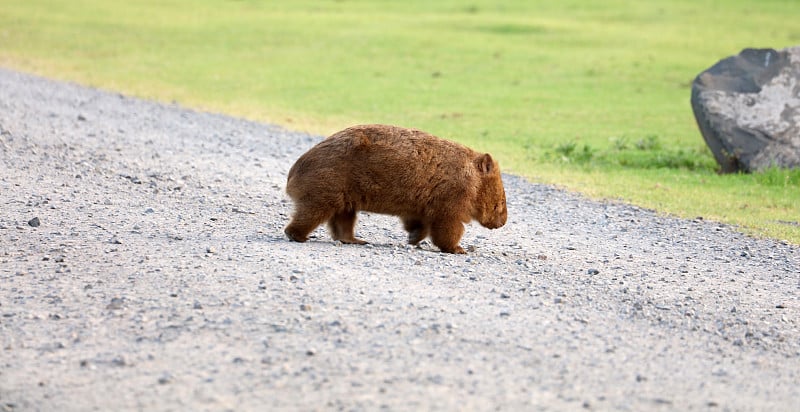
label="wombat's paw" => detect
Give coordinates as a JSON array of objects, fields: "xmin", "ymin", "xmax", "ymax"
[
  {"xmin": 407, "ymin": 231, "xmax": 425, "ymax": 245},
  {"xmin": 284, "ymin": 227, "xmax": 308, "ymax": 243},
  {"xmin": 442, "ymin": 245, "xmax": 466, "ymax": 254},
  {"xmin": 338, "ymin": 237, "xmax": 368, "ymax": 245}
]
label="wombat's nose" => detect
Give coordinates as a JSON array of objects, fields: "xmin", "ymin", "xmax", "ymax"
[{"xmin": 486, "ymin": 216, "xmax": 506, "ymax": 229}]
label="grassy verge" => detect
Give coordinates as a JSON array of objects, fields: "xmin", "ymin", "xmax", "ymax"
[{"xmin": 1, "ymin": 0, "xmax": 798, "ymax": 242}]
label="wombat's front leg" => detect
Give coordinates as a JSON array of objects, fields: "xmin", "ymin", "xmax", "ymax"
[
  {"xmin": 328, "ymin": 209, "xmax": 367, "ymax": 245},
  {"xmin": 402, "ymin": 217, "xmax": 429, "ymax": 245},
  {"xmin": 430, "ymin": 220, "xmax": 466, "ymax": 254},
  {"xmin": 285, "ymin": 205, "xmax": 334, "ymax": 242}
]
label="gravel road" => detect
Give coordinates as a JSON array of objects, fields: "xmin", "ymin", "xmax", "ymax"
[{"xmin": 1, "ymin": 67, "xmax": 799, "ymax": 411}]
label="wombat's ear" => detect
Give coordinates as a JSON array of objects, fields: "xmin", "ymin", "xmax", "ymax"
[{"xmin": 478, "ymin": 153, "xmax": 494, "ymax": 174}]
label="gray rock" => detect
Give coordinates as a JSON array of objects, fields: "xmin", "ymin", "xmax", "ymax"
[{"xmin": 691, "ymin": 46, "xmax": 800, "ymax": 172}]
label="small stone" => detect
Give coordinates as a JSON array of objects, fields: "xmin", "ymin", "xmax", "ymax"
[
  {"xmin": 28, "ymin": 217, "xmax": 41, "ymax": 227},
  {"xmin": 206, "ymin": 246, "xmax": 216, "ymax": 254},
  {"xmin": 306, "ymin": 348, "xmax": 316, "ymax": 356},
  {"xmin": 587, "ymin": 268, "xmax": 600, "ymax": 275},
  {"xmin": 158, "ymin": 373, "xmax": 173, "ymax": 384},
  {"xmin": 193, "ymin": 301, "xmax": 203, "ymax": 310},
  {"xmin": 299, "ymin": 304, "xmax": 312, "ymax": 312},
  {"xmin": 111, "ymin": 356, "xmax": 127, "ymax": 367},
  {"xmin": 77, "ymin": 114, "xmax": 87, "ymax": 121},
  {"xmin": 500, "ymin": 293, "xmax": 511, "ymax": 299},
  {"xmin": 107, "ymin": 297, "xmax": 125, "ymax": 310},
  {"xmin": 499, "ymin": 311, "xmax": 511, "ymax": 317}
]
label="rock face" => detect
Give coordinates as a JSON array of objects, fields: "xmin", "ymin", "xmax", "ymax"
[{"xmin": 691, "ymin": 46, "xmax": 800, "ymax": 173}]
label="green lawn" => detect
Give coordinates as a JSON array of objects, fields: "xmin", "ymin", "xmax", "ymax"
[{"xmin": 2, "ymin": 0, "xmax": 799, "ymax": 242}]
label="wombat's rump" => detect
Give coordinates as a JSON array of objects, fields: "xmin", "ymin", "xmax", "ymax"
[{"xmin": 284, "ymin": 124, "xmax": 507, "ymax": 254}]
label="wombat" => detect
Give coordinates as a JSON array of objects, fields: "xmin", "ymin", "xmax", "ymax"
[{"xmin": 284, "ymin": 124, "xmax": 507, "ymax": 254}]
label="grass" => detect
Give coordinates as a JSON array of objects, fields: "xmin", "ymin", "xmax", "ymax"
[{"xmin": 1, "ymin": 0, "xmax": 799, "ymax": 242}]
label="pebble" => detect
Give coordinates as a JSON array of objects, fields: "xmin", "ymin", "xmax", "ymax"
[
  {"xmin": 106, "ymin": 297, "xmax": 125, "ymax": 310},
  {"xmin": 158, "ymin": 373, "xmax": 173, "ymax": 385},
  {"xmin": 28, "ymin": 217, "xmax": 41, "ymax": 227}
]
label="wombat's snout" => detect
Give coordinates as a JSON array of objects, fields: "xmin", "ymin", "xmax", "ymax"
[
  {"xmin": 480, "ymin": 207, "xmax": 507, "ymax": 229},
  {"xmin": 485, "ymin": 214, "xmax": 507, "ymax": 229}
]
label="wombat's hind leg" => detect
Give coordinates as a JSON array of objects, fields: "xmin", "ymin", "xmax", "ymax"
[
  {"xmin": 285, "ymin": 206, "xmax": 334, "ymax": 243},
  {"xmin": 402, "ymin": 217, "xmax": 429, "ymax": 245},
  {"xmin": 328, "ymin": 209, "xmax": 367, "ymax": 245},
  {"xmin": 430, "ymin": 221, "xmax": 466, "ymax": 254}
]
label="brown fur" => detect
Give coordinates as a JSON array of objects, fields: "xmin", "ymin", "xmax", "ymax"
[{"xmin": 284, "ymin": 124, "xmax": 507, "ymax": 254}]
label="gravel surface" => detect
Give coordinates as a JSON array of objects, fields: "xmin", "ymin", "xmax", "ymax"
[{"xmin": 1, "ymin": 67, "xmax": 799, "ymax": 411}]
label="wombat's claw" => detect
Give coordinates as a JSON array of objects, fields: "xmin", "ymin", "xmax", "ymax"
[
  {"xmin": 407, "ymin": 236, "xmax": 424, "ymax": 246},
  {"xmin": 440, "ymin": 245, "xmax": 466, "ymax": 254},
  {"xmin": 339, "ymin": 238, "xmax": 368, "ymax": 245}
]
